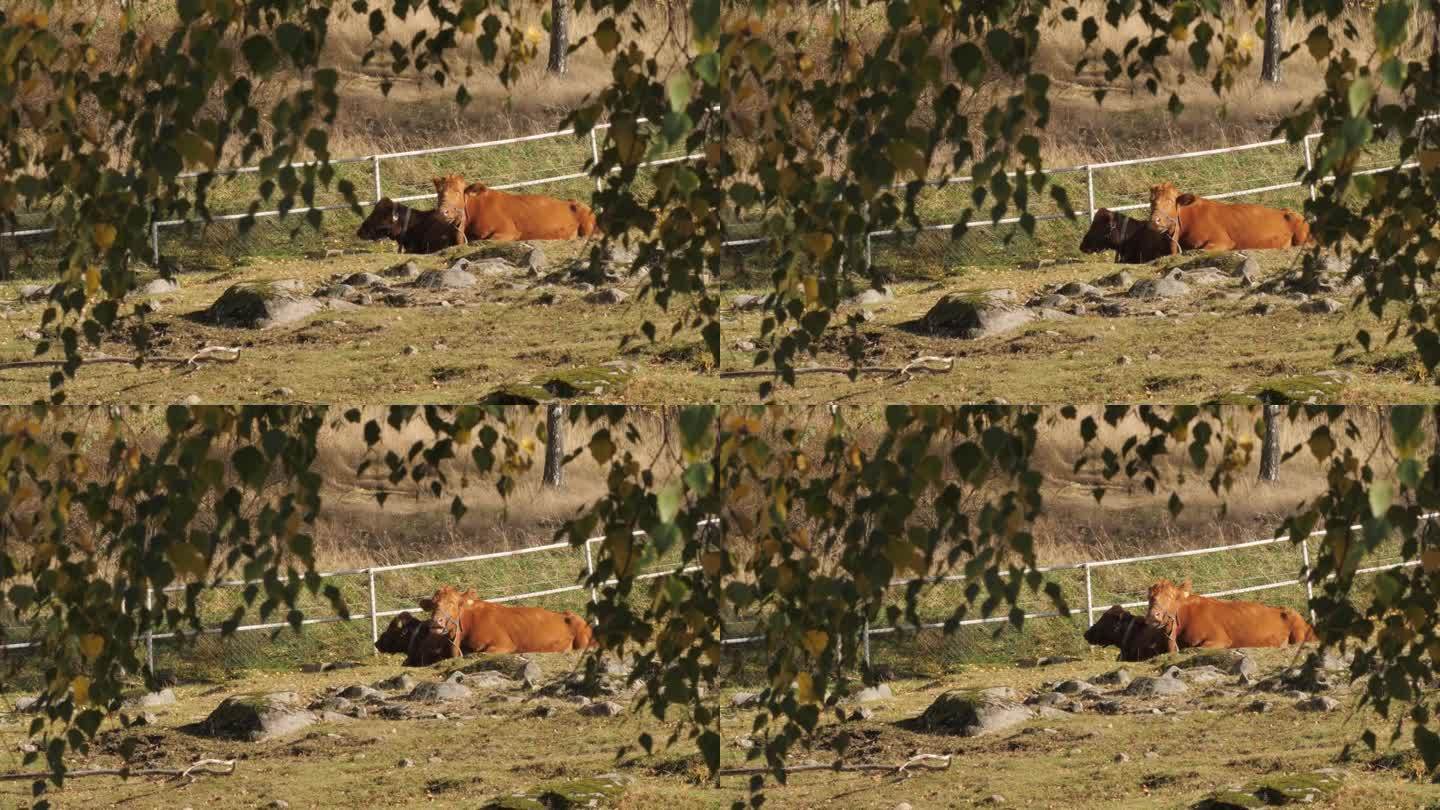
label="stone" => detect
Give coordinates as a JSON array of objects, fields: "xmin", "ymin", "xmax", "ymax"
[
  {"xmin": 1247, "ymin": 700, "xmax": 1271, "ymax": 713},
  {"xmin": 480, "ymin": 773, "xmax": 632, "ymax": 810},
  {"xmin": 1092, "ymin": 669, "xmax": 1132, "ymax": 688},
  {"xmin": 140, "ymin": 278, "xmax": 180, "ymax": 296},
  {"xmin": 309, "ymin": 696, "xmax": 354, "ymax": 714},
  {"xmin": 1038, "ymin": 656, "xmax": 1081, "ymax": 666},
  {"xmin": 467, "ymin": 258, "xmax": 521, "ymax": 276},
  {"xmin": 399, "ymin": 758, "xmax": 415, "ymax": 768},
  {"xmin": 855, "ymin": 684, "xmax": 893, "ymax": 702},
  {"xmin": 318, "ymin": 711, "xmax": 355, "ymax": 724},
  {"xmin": 1094, "ymin": 700, "xmax": 1128, "ymax": 715},
  {"xmin": 268, "ymin": 801, "xmax": 290, "ymax": 810},
  {"xmin": 130, "ymin": 689, "xmax": 177, "ymax": 708},
  {"xmin": 732, "ymin": 294, "xmax": 763, "ymax": 311},
  {"xmin": 402, "ymin": 345, "xmax": 418, "ymax": 356},
  {"xmin": 411, "ymin": 267, "xmax": 477, "ymax": 289},
  {"xmin": 921, "ymin": 293, "xmax": 1036, "ymax": 340},
  {"xmin": 14, "ymin": 697, "xmax": 40, "ymax": 713},
  {"xmin": 978, "ymin": 686, "xmax": 1021, "ymax": 700},
  {"xmin": 200, "ymin": 692, "xmax": 316, "ymax": 741},
  {"xmin": 338, "ymin": 685, "xmax": 385, "ymax": 702},
  {"xmin": 1030, "ymin": 293, "xmax": 1069, "ymax": 309},
  {"xmin": 341, "ymin": 272, "xmax": 386, "ymax": 287},
  {"xmin": 1299, "ymin": 297, "xmax": 1342, "ymax": 315},
  {"xmin": 374, "ymin": 674, "xmax": 417, "ymax": 692},
  {"xmin": 1057, "ymin": 282, "xmax": 1104, "ymax": 298},
  {"xmin": 1296, "ymin": 695, "xmax": 1339, "ymax": 712},
  {"xmin": 272, "ymin": 387, "xmax": 295, "ymax": 399},
  {"xmin": 1170, "ymin": 650, "xmax": 1258, "ymax": 678},
  {"xmin": 1123, "ymin": 674, "xmax": 1188, "ymax": 697},
  {"xmin": 895, "ymin": 803, "xmax": 913, "ymax": 810},
  {"xmin": 583, "ymin": 287, "xmax": 629, "ymax": 305},
  {"xmin": 1126, "ymin": 275, "xmax": 1189, "ymax": 299},
  {"xmin": 918, "ymin": 690, "xmax": 1032, "ymax": 737},
  {"xmin": 465, "ymin": 671, "xmax": 519, "ymax": 690},
  {"xmin": 1193, "ymin": 769, "xmax": 1343, "ymax": 809},
  {"xmin": 1114, "ymin": 752, "xmax": 1130, "ymax": 763},
  {"xmin": 984, "ymin": 796, "xmax": 1007, "ymax": 805},
  {"xmin": 1053, "ymin": 680, "xmax": 1097, "ymax": 695},
  {"xmin": 580, "ymin": 701, "xmax": 625, "ymax": 717},
  {"xmin": 406, "ymin": 681, "xmax": 473, "ymax": 703},
  {"xmin": 1095, "ymin": 270, "xmax": 1134, "ymax": 288},
  {"xmin": 849, "ymin": 286, "xmax": 895, "ymax": 306},
  {"xmin": 206, "ymin": 280, "xmax": 324, "ymax": 329},
  {"xmin": 138, "ymin": 711, "xmax": 158, "ymax": 725},
  {"xmin": 17, "ymin": 284, "xmax": 51, "ymax": 301},
  {"xmin": 730, "ymin": 692, "xmax": 759, "ymax": 709},
  {"xmin": 383, "ymin": 261, "xmax": 421, "ymax": 280},
  {"xmin": 1174, "ymin": 666, "xmax": 1227, "ymax": 685},
  {"xmin": 848, "ymin": 706, "xmax": 875, "ymax": 722}
]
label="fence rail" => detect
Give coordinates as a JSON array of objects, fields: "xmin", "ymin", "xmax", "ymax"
[{"xmin": 3, "ymin": 514, "xmax": 1431, "ymax": 671}]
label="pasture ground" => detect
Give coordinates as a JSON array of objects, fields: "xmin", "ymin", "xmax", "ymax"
[
  {"xmin": 1, "ymin": 645, "xmax": 1435, "ymax": 809},
  {"xmin": 0, "ymin": 238, "xmax": 1432, "ymax": 404}
]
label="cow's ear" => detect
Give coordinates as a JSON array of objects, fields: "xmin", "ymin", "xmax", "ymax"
[
  {"xmin": 419, "ymin": 597, "xmax": 437, "ymax": 611},
  {"xmin": 432, "ymin": 177, "xmax": 445, "ymax": 191},
  {"xmin": 1176, "ymin": 193, "xmax": 1197, "ymax": 206}
]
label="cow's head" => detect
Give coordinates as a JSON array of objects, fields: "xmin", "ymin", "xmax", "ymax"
[
  {"xmin": 1148, "ymin": 183, "xmax": 1195, "ymax": 234},
  {"xmin": 1146, "ymin": 578, "xmax": 1191, "ymax": 628},
  {"xmin": 1079, "ymin": 209, "xmax": 1119, "ymax": 253},
  {"xmin": 418, "ymin": 585, "xmax": 479, "ymax": 654},
  {"xmin": 356, "ymin": 198, "xmax": 403, "ymax": 240},
  {"xmin": 375, "ymin": 611, "xmax": 421, "ymax": 654},
  {"xmin": 433, "ymin": 175, "xmax": 468, "ymax": 226},
  {"xmin": 1083, "ymin": 604, "xmax": 1131, "ymax": 645}
]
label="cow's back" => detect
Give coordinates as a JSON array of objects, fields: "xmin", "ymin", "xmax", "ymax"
[{"xmin": 1179, "ymin": 199, "xmax": 1298, "ymax": 251}]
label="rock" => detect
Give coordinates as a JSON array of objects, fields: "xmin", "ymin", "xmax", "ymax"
[
  {"xmin": 1296, "ymin": 695, "xmax": 1338, "ymax": 712},
  {"xmin": 1029, "ymin": 293, "xmax": 1069, "ymax": 309},
  {"xmin": 848, "ymin": 706, "xmax": 875, "ymax": 722},
  {"xmin": 130, "ymin": 689, "xmax": 176, "ymax": 708},
  {"xmin": 518, "ymin": 660, "xmax": 543, "ymax": 687},
  {"xmin": 314, "ymin": 284, "xmax": 372, "ymax": 306},
  {"xmin": 730, "ymin": 692, "xmax": 759, "ymax": 709},
  {"xmin": 374, "ymin": 674, "xmax": 416, "ymax": 692},
  {"xmin": 918, "ymin": 690, "xmax": 1032, "ymax": 736},
  {"xmin": 1053, "ymin": 680, "xmax": 1097, "ymax": 695},
  {"xmin": 383, "ymin": 261, "xmax": 421, "ymax": 280},
  {"xmin": 184, "ymin": 394, "xmax": 202, "ymax": 406},
  {"xmin": 341, "ymin": 272, "xmax": 386, "ymax": 287},
  {"xmin": 1092, "ymin": 669, "xmax": 1132, "ymax": 688},
  {"xmin": 17, "ymin": 284, "xmax": 51, "ymax": 301},
  {"xmin": 14, "ymin": 697, "xmax": 40, "ymax": 713},
  {"xmin": 732, "ymin": 294, "xmax": 764, "ymax": 311},
  {"xmin": 1094, "ymin": 700, "xmax": 1128, "ymax": 715},
  {"xmin": 1095, "ymin": 270, "xmax": 1134, "ymax": 288},
  {"xmin": 467, "ymin": 258, "xmax": 520, "ymax": 276},
  {"xmin": 140, "ymin": 278, "xmax": 180, "ymax": 296},
  {"xmin": 481, "ymin": 773, "xmax": 632, "ymax": 810},
  {"xmin": 318, "ymin": 711, "xmax": 355, "ymax": 724},
  {"xmin": 138, "ymin": 711, "xmax": 158, "ymax": 725},
  {"xmin": 1299, "ymin": 298, "xmax": 1342, "ymax": 314},
  {"xmin": 1114, "ymin": 752, "xmax": 1130, "ymax": 763},
  {"xmin": 200, "ymin": 692, "xmax": 316, "ymax": 741},
  {"xmin": 406, "ymin": 681, "xmax": 472, "ymax": 703},
  {"xmin": 268, "ymin": 801, "xmax": 290, "ymax": 810},
  {"xmin": 850, "ymin": 286, "xmax": 895, "ymax": 306},
  {"xmin": 1126, "ymin": 275, "xmax": 1189, "ymax": 299},
  {"xmin": 19, "ymin": 329, "xmax": 43, "ymax": 342},
  {"xmin": 402, "ymin": 345, "xmax": 418, "ymax": 356},
  {"xmin": 855, "ymin": 684, "xmax": 893, "ymax": 702},
  {"xmin": 1038, "ymin": 656, "xmax": 1081, "ymax": 666},
  {"xmin": 207, "ymin": 280, "xmax": 324, "ymax": 329},
  {"xmin": 1193, "ymin": 769, "xmax": 1343, "ymax": 809},
  {"xmin": 399, "ymin": 758, "xmax": 415, "ymax": 768},
  {"xmin": 309, "ymin": 696, "xmax": 354, "ymax": 713},
  {"xmin": 579, "ymin": 701, "xmax": 624, "ymax": 717},
  {"xmin": 1247, "ymin": 700, "xmax": 1271, "ymax": 713},
  {"xmin": 984, "ymin": 795, "xmax": 1007, "ymax": 805},
  {"xmin": 338, "ymin": 685, "xmax": 385, "ymax": 702},
  {"xmin": 978, "ymin": 686, "xmax": 1021, "ymax": 701},
  {"xmin": 1174, "ymin": 666, "xmax": 1227, "ymax": 685},
  {"xmin": 1057, "ymin": 282, "xmax": 1104, "ymax": 298},
  {"xmin": 411, "ymin": 268, "xmax": 477, "ymax": 289},
  {"xmin": 895, "ymin": 803, "xmax": 913, "ymax": 810},
  {"xmin": 1314, "ymin": 648, "xmax": 1353, "ymax": 672},
  {"xmin": 1123, "ymin": 674, "xmax": 1188, "ymax": 698},
  {"xmin": 272, "ymin": 387, "xmax": 295, "ymax": 399},
  {"xmin": 465, "ymin": 671, "xmax": 519, "ymax": 690},
  {"xmin": 921, "ymin": 293, "xmax": 1036, "ymax": 340},
  {"xmin": 1115, "ymin": 355, "xmax": 1133, "ymax": 366},
  {"xmin": 583, "ymin": 287, "xmax": 629, "ymax": 305},
  {"xmin": 1169, "ymin": 650, "xmax": 1258, "ymax": 678}
]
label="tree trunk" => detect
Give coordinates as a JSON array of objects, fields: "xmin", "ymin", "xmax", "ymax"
[
  {"xmin": 543, "ymin": 405, "xmax": 565, "ymax": 488},
  {"xmin": 547, "ymin": 0, "xmax": 568, "ymax": 75},
  {"xmin": 1261, "ymin": 0, "xmax": 1283, "ymax": 84},
  {"xmin": 1259, "ymin": 404, "xmax": 1282, "ymax": 483}
]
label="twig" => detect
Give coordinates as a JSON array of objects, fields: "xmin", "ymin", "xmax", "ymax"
[
  {"xmin": 0, "ymin": 346, "xmax": 240, "ymax": 372},
  {"xmin": 0, "ymin": 758, "xmax": 237, "ymax": 782},
  {"xmin": 717, "ymin": 753, "xmax": 952, "ymax": 778},
  {"xmin": 718, "ymin": 356, "xmax": 954, "ymax": 380}
]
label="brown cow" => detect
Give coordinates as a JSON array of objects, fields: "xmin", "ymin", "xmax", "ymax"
[
  {"xmin": 1079, "ymin": 208, "xmax": 1175, "ymax": 264},
  {"xmin": 355, "ymin": 197, "xmax": 464, "ymax": 254},
  {"xmin": 1083, "ymin": 605, "xmax": 1178, "ymax": 661},
  {"xmin": 432, "ymin": 176, "xmax": 470, "ymax": 245},
  {"xmin": 1146, "ymin": 578, "xmax": 1316, "ymax": 649},
  {"xmin": 1148, "ymin": 182, "xmax": 1311, "ymax": 253},
  {"xmin": 419, "ymin": 585, "xmax": 597, "ymax": 657},
  {"xmin": 458, "ymin": 179, "xmax": 597, "ymax": 241},
  {"xmin": 373, "ymin": 611, "xmax": 450, "ymax": 666}
]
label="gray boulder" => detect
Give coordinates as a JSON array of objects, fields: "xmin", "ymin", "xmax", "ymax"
[
  {"xmin": 579, "ymin": 700, "xmax": 625, "ymax": 717},
  {"xmin": 1094, "ymin": 270, "xmax": 1134, "ymax": 289},
  {"xmin": 1123, "ymin": 674, "xmax": 1188, "ymax": 697},
  {"xmin": 128, "ymin": 689, "xmax": 176, "ymax": 708},
  {"xmin": 849, "ymin": 286, "xmax": 895, "ymax": 306},
  {"xmin": 17, "ymin": 284, "xmax": 52, "ymax": 301},
  {"xmin": 464, "ymin": 671, "xmax": 519, "ymax": 690},
  {"xmin": 412, "ymin": 268, "xmax": 476, "ymax": 289},
  {"xmin": 732, "ymin": 294, "xmax": 764, "ymax": 311},
  {"xmin": 201, "ymin": 692, "xmax": 316, "ymax": 741},
  {"xmin": 1056, "ymin": 282, "xmax": 1104, "ymax": 298},
  {"xmin": 341, "ymin": 272, "xmax": 387, "ymax": 288},
  {"xmin": 855, "ymin": 684, "xmax": 893, "ymax": 703},
  {"xmin": 139, "ymin": 278, "xmax": 180, "ymax": 296},
  {"xmin": 406, "ymin": 681, "xmax": 473, "ymax": 703},
  {"xmin": 337, "ymin": 685, "xmax": 385, "ymax": 702},
  {"xmin": 373, "ymin": 674, "xmax": 417, "ymax": 692},
  {"xmin": 918, "ymin": 690, "xmax": 1032, "ymax": 736},
  {"xmin": 383, "ymin": 261, "xmax": 421, "ymax": 280},
  {"xmin": 1092, "ymin": 669, "xmax": 1133, "ymax": 688},
  {"xmin": 1299, "ymin": 298, "xmax": 1342, "ymax": 315},
  {"xmin": 584, "ymin": 287, "xmax": 629, "ymax": 305},
  {"xmin": 1296, "ymin": 695, "xmax": 1339, "ymax": 712},
  {"xmin": 1126, "ymin": 274, "xmax": 1189, "ymax": 299},
  {"xmin": 922, "ymin": 293, "xmax": 1036, "ymax": 340},
  {"xmin": 207, "ymin": 280, "xmax": 323, "ymax": 328},
  {"xmin": 1053, "ymin": 680, "xmax": 1097, "ymax": 695}
]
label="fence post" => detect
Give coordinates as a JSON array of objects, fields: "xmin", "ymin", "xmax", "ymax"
[
  {"xmin": 145, "ymin": 586, "xmax": 155, "ymax": 673},
  {"xmin": 589, "ymin": 129, "xmax": 603, "ymax": 194},
  {"xmin": 367, "ymin": 568, "xmax": 379, "ymax": 643},
  {"xmin": 371, "ymin": 155, "xmax": 383, "ymax": 203},
  {"xmin": 1083, "ymin": 563, "xmax": 1095, "ymax": 626},
  {"xmin": 862, "ymin": 617, "xmax": 871, "ymax": 670},
  {"xmin": 150, "ymin": 222, "xmax": 160, "ymax": 265},
  {"xmin": 1302, "ymin": 136, "xmax": 1317, "ymax": 202},
  {"xmin": 1299, "ymin": 538, "xmax": 1317, "ymax": 625},
  {"xmin": 865, "ymin": 232, "xmax": 873, "ymax": 269},
  {"xmin": 1085, "ymin": 165, "xmax": 1096, "ymax": 222},
  {"xmin": 583, "ymin": 538, "xmax": 599, "ymax": 604}
]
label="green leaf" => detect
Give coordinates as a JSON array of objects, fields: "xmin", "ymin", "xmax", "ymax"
[
  {"xmin": 1389, "ymin": 405, "xmax": 1425, "ymax": 454},
  {"xmin": 698, "ymin": 729, "xmax": 720, "ymax": 773},
  {"xmin": 693, "ymin": 52, "xmax": 719, "ymax": 85},
  {"xmin": 241, "ymin": 36, "xmax": 278, "ymax": 74},
  {"xmin": 678, "ymin": 407, "xmax": 715, "ymax": 450},
  {"xmin": 594, "ymin": 19, "xmax": 620, "ymax": 53},
  {"xmin": 682, "ymin": 461, "xmax": 712, "ymax": 496},
  {"xmin": 1348, "ymin": 77, "xmax": 1374, "ymax": 118},
  {"xmin": 691, "ymin": 0, "xmax": 721, "ymax": 40},
  {"xmin": 1369, "ymin": 480, "xmax": 1393, "ymax": 518},
  {"xmin": 232, "ymin": 446, "xmax": 268, "ymax": 490},
  {"xmin": 657, "ymin": 481, "xmax": 683, "ymax": 522},
  {"xmin": 667, "ymin": 73, "xmax": 692, "ymax": 113},
  {"xmin": 1374, "ymin": 1, "xmax": 1410, "ymax": 52}
]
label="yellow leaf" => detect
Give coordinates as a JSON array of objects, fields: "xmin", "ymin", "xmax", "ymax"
[
  {"xmin": 795, "ymin": 672, "xmax": 816, "ymax": 703},
  {"xmin": 1423, "ymin": 548, "xmax": 1440, "ymax": 573},
  {"xmin": 79, "ymin": 634, "xmax": 104, "ymax": 659},
  {"xmin": 92, "ymin": 224, "xmax": 116, "ymax": 250},
  {"xmin": 1421, "ymin": 150, "xmax": 1440, "ymax": 175},
  {"xmin": 167, "ymin": 542, "xmax": 207, "ymax": 578},
  {"xmin": 703, "ymin": 642, "xmax": 721, "ymax": 665},
  {"xmin": 802, "ymin": 233, "xmax": 833, "ymax": 258},
  {"xmin": 71, "ymin": 675, "xmax": 90, "ymax": 705},
  {"xmin": 802, "ymin": 275, "xmax": 820, "ymax": 305},
  {"xmin": 802, "ymin": 630, "xmax": 828, "ymax": 657},
  {"xmin": 84, "ymin": 266, "xmax": 100, "ymax": 296}
]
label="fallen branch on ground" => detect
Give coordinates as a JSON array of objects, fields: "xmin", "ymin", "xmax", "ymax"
[
  {"xmin": 717, "ymin": 356, "xmax": 954, "ymax": 379},
  {"xmin": 0, "ymin": 758, "xmax": 237, "ymax": 782},
  {"xmin": 0, "ymin": 346, "xmax": 241, "ymax": 372},
  {"xmin": 717, "ymin": 753, "xmax": 952, "ymax": 778}
]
